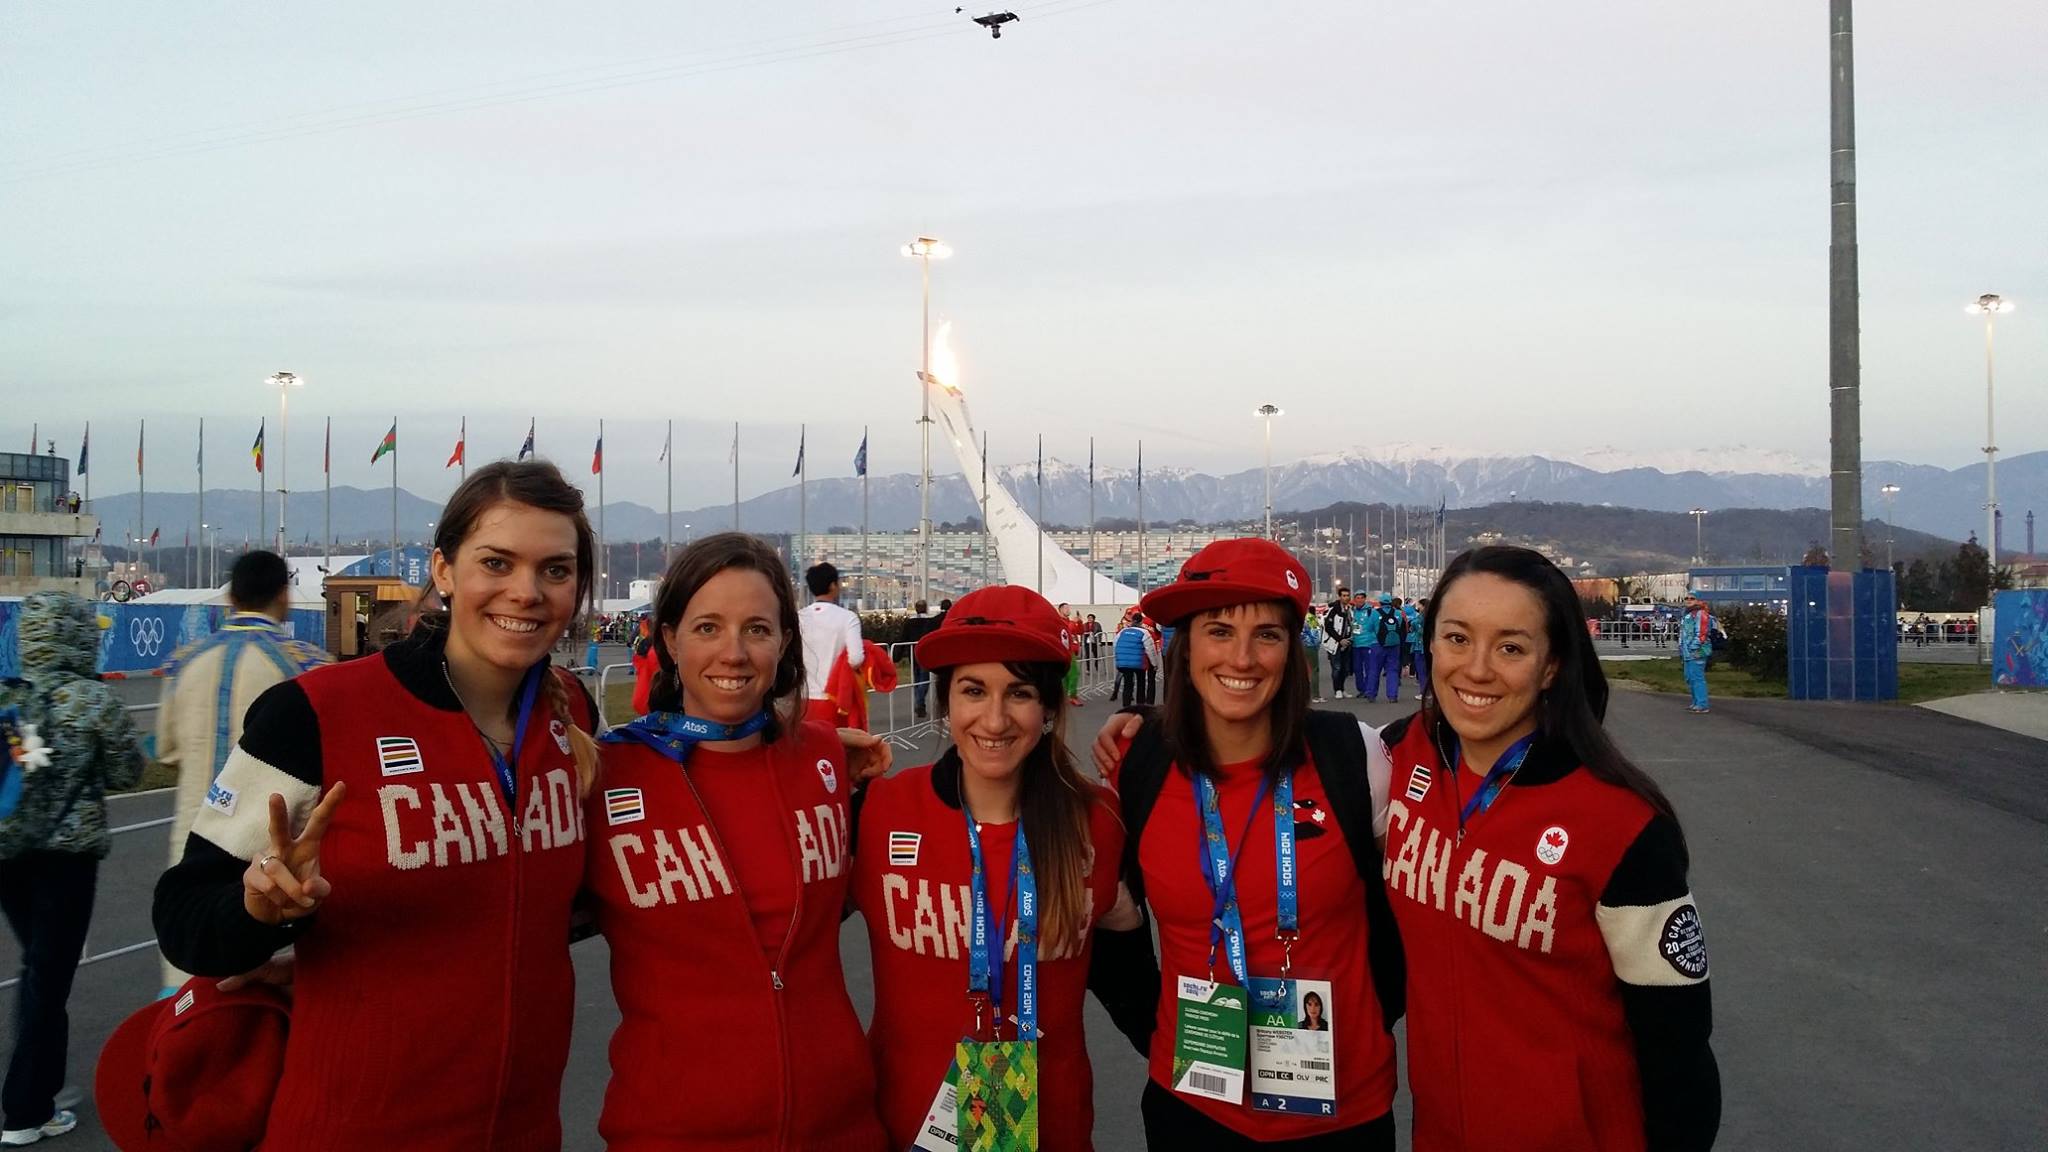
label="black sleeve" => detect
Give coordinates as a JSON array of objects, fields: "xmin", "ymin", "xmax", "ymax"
[
  {"xmin": 153, "ymin": 680, "xmax": 322, "ymax": 977},
  {"xmin": 1600, "ymin": 815, "xmax": 1721, "ymax": 1151},
  {"xmin": 1086, "ymin": 915, "xmax": 1160, "ymax": 1057}
]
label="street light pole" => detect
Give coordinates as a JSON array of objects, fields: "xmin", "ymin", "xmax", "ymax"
[
  {"xmin": 903, "ymin": 236, "xmax": 952, "ymax": 604},
  {"xmin": 267, "ymin": 372, "xmax": 301, "ymax": 555},
  {"xmin": 1255, "ymin": 404, "xmax": 1282, "ymax": 540},
  {"xmin": 1965, "ymin": 294, "xmax": 2013, "ymax": 568},
  {"xmin": 1879, "ymin": 483, "xmax": 1900, "ymax": 571},
  {"xmin": 1689, "ymin": 507, "xmax": 1708, "ymax": 564}
]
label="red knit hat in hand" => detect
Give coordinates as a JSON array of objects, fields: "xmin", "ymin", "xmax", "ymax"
[
  {"xmin": 914, "ymin": 585, "xmax": 1073, "ymax": 670},
  {"xmin": 96, "ymin": 977, "xmax": 290, "ymax": 1152},
  {"xmin": 1139, "ymin": 537, "xmax": 1312, "ymax": 626}
]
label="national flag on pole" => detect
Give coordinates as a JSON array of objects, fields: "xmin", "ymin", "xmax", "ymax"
[
  {"xmin": 591, "ymin": 432, "xmax": 604, "ymax": 475},
  {"xmin": 29, "ymin": 424, "xmax": 36, "ymax": 454},
  {"xmin": 77, "ymin": 426, "xmax": 88, "ymax": 475},
  {"xmin": 149, "ymin": 527, "xmax": 160, "ymax": 546},
  {"xmin": 1435, "ymin": 497, "xmax": 1445, "ymax": 527},
  {"xmin": 196, "ymin": 421, "xmax": 204, "ymax": 470},
  {"xmin": 658, "ymin": 429, "xmax": 669, "ymax": 463},
  {"xmin": 1036, "ymin": 437, "xmax": 1043, "ymax": 486},
  {"xmin": 251, "ymin": 422, "xmax": 265, "ymax": 472},
  {"xmin": 729, "ymin": 426, "xmax": 738, "ymax": 464},
  {"xmin": 323, "ymin": 419, "xmax": 330, "ymax": 474},
  {"xmin": 518, "ymin": 419, "xmax": 535, "ymax": 461},
  {"xmin": 446, "ymin": 427, "xmax": 465, "ymax": 469},
  {"xmin": 854, "ymin": 432, "xmax": 867, "ymax": 477},
  {"xmin": 791, "ymin": 427, "xmax": 804, "ymax": 477},
  {"xmin": 1088, "ymin": 439, "xmax": 1094, "ymax": 489},
  {"xmin": 371, "ymin": 422, "xmax": 397, "ymax": 464},
  {"xmin": 137, "ymin": 423, "xmax": 145, "ymax": 474}
]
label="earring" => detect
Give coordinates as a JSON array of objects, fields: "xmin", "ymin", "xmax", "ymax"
[{"xmin": 1041, "ymin": 720, "xmax": 1055, "ymax": 735}]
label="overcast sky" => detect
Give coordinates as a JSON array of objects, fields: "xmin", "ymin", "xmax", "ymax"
[{"xmin": 3, "ymin": 0, "xmax": 2043, "ymax": 510}]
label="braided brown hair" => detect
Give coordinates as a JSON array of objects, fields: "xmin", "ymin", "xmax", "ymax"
[{"xmin": 542, "ymin": 666, "xmax": 601, "ymax": 798}]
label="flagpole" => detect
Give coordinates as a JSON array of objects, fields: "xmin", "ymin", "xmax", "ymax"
[
  {"xmin": 82, "ymin": 422, "xmax": 90, "ymax": 511},
  {"xmin": 257, "ymin": 418, "xmax": 266, "ymax": 554},
  {"xmin": 859, "ymin": 425, "xmax": 869, "ymax": 610},
  {"xmin": 979, "ymin": 432, "xmax": 989, "ymax": 590},
  {"xmin": 597, "ymin": 420, "xmax": 607, "ymax": 602},
  {"xmin": 731, "ymin": 422, "xmax": 740, "ymax": 530},
  {"xmin": 1087, "ymin": 438, "xmax": 1096, "ymax": 607},
  {"xmin": 137, "ymin": 419, "xmax": 146, "ymax": 578},
  {"xmin": 664, "ymin": 419, "xmax": 673, "ymax": 564},
  {"xmin": 390, "ymin": 418, "xmax": 399, "ymax": 580},
  {"xmin": 460, "ymin": 416, "xmax": 467, "ymax": 483},
  {"xmin": 797, "ymin": 424, "xmax": 807, "ymax": 580},
  {"xmin": 1035, "ymin": 433, "xmax": 1044, "ymax": 595},
  {"xmin": 1136, "ymin": 440, "xmax": 1146, "ymax": 595},
  {"xmin": 324, "ymin": 417, "xmax": 331, "ymax": 582},
  {"xmin": 196, "ymin": 418, "xmax": 204, "ymax": 583},
  {"xmin": 1347, "ymin": 512, "xmax": 1356, "ymax": 591}
]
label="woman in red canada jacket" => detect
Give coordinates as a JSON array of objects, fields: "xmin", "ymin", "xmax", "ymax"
[
  {"xmin": 587, "ymin": 532, "xmax": 888, "ymax": 1151},
  {"xmin": 852, "ymin": 586, "xmax": 1132, "ymax": 1151},
  {"xmin": 1375, "ymin": 545, "xmax": 1719, "ymax": 1151},
  {"xmin": 152, "ymin": 460, "xmax": 604, "ymax": 1152},
  {"xmin": 1089, "ymin": 538, "xmax": 1405, "ymax": 1151}
]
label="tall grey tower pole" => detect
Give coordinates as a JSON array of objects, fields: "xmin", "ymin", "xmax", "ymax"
[{"xmin": 1828, "ymin": 0, "xmax": 1865, "ymax": 569}]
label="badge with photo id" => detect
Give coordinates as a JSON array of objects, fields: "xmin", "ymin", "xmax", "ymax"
[
  {"xmin": 1171, "ymin": 975, "xmax": 1248, "ymax": 1103},
  {"xmin": 1247, "ymin": 976, "xmax": 1337, "ymax": 1115}
]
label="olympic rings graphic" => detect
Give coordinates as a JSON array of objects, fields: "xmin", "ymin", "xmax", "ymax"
[{"xmin": 130, "ymin": 617, "xmax": 167, "ymax": 657}]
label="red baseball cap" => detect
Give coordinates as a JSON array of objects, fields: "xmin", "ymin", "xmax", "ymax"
[
  {"xmin": 96, "ymin": 977, "xmax": 290, "ymax": 1152},
  {"xmin": 1139, "ymin": 537, "xmax": 1312, "ymax": 626},
  {"xmin": 914, "ymin": 585, "xmax": 1073, "ymax": 670}
]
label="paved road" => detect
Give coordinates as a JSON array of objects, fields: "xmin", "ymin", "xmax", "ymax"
[{"xmin": 16, "ymin": 682, "xmax": 2045, "ymax": 1150}]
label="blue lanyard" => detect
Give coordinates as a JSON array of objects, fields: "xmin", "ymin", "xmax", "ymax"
[
  {"xmin": 1453, "ymin": 732, "xmax": 1539, "ymax": 838},
  {"xmin": 596, "ymin": 710, "xmax": 772, "ymax": 764},
  {"xmin": 485, "ymin": 667, "xmax": 546, "ymax": 808},
  {"xmin": 1193, "ymin": 769, "xmax": 1296, "ymax": 986},
  {"xmin": 964, "ymin": 803, "xmax": 1037, "ymax": 1041}
]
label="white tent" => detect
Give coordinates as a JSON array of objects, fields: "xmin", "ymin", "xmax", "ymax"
[{"xmin": 133, "ymin": 555, "xmax": 363, "ymax": 610}]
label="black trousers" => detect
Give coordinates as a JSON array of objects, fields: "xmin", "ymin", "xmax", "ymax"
[
  {"xmin": 1117, "ymin": 668, "xmax": 1142, "ymax": 707},
  {"xmin": 1140, "ymin": 1081, "xmax": 1394, "ymax": 1151},
  {"xmin": 1141, "ymin": 668, "xmax": 1158, "ymax": 705},
  {"xmin": 1328, "ymin": 649, "xmax": 1351, "ymax": 693},
  {"xmin": 0, "ymin": 852, "xmax": 98, "ymax": 1131}
]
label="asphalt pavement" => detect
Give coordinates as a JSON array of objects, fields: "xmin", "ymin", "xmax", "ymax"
[{"xmin": 14, "ymin": 677, "xmax": 2045, "ymax": 1150}]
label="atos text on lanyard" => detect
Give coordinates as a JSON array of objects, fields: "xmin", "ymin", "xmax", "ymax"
[{"xmin": 1194, "ymin": 768, "xmax": 1298, "ymax": 986}]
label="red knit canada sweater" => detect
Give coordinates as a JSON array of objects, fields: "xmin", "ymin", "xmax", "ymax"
[
  {"xmin": 853, "ymin": 757, "xmax": 1124, "ymax": 1152},
  {"xmin": 586, "ymin": 720, "xmax": 887, "ymax": 1152},
  {"xmin": 1381, "ymin": 716, "xmax": 1716, "ymax": 1152},
  {"xmin": 249, "ymin": 651, "xmax": 588, "ymax": 1150}
]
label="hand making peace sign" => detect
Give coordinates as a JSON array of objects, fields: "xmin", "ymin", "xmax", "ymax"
[{"xmin": 242, "ymin": 782, "xmax": 348, "ymax": 926}]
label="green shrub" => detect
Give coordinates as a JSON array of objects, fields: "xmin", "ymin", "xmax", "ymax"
[
  {"xmin": 859, "ymin": 611, "xmax": 913, "ymax": 650},
  {"xmin": 1718, "ymin": 605, "xmax": 1787, "ymax": 680}
]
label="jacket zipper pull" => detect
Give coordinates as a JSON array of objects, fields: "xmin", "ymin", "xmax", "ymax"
[{"xmin": 770, "ymin": 970, "xmax": 784, "ymax": 991}]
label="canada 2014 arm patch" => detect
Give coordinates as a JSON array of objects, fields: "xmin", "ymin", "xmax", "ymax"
[{"xmin": 1597, "ymin": 894, "xmax": 1709, "ymax": 987}]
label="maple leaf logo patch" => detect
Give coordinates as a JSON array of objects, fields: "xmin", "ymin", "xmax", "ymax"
[
  {"xmin": 1535, "ymin": 825, "xmax": 1569, "ymax": 866},
  {"xmin": 1292, "ymin": 797, "xmax": 1329, "ymax": 839}
]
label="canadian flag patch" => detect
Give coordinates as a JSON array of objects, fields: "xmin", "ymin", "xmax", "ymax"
[{"xmin": 1535, "ymin": 825, "xmax": 1569, "ymax": 866}]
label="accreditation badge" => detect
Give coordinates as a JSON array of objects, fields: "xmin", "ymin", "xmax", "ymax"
[
  {"xmin": 911, "ymin": 1060, "xmax": 961, "ymax": 1152},
  {"xmin": 1247, "ymin": 976, "xmax": 1337, "ymax": 1116},
  {"xmin": 951, "ymin": 1039, "xmax": 1039, "ymax": 1152},
  {"xmin": 1171, "ymin": 975, "xmax": 1248, "ymax": 1103}
]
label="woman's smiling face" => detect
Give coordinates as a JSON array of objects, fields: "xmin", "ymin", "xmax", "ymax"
[{"xmin": 664, "ymin": 566, "xmax": 786, "ymax": 725}]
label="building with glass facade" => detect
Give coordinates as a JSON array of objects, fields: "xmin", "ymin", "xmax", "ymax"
[{"xmin": 0, "ymin": 451, "xmax": 97, "ymax": 598}]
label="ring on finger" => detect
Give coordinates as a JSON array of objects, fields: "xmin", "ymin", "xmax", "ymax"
[{"xmin": 258, "ymin": 854, "xmax": 279, "ymax": 869}]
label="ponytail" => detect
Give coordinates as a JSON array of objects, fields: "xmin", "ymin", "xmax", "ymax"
[{"xmin": 543, "ymin": 668, "xmax": 601, "ymax": 799}]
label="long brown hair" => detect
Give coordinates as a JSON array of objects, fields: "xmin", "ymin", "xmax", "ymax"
[
  {"xmin": 644, "ymin": 532, "xmax": 805, "ymax": 745},
  {"xmin": 1160, "ymin": 601, "xmax": 1313, "ymax": 782},
  {"xmin": 933, "ymin": 660, "xmax": 1106, "ymax": 959},
  {"xmin": 424, "ymin": 459, "xmax": 601, "ymax": 795}
]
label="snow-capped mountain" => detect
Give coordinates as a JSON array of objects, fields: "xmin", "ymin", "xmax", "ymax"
[{"xmin": 92, "ymin": 450, "xmax": 2046, "ymax": 550}]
